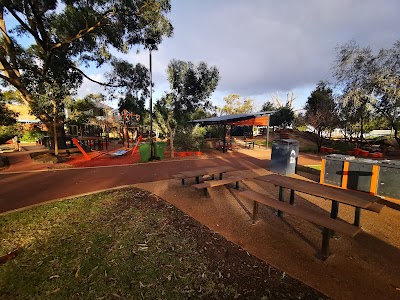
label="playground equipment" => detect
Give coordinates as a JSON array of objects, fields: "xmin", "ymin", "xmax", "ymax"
[{"xmin": 121, "ymin": 109, "xmax": 140, "ymax": 148}]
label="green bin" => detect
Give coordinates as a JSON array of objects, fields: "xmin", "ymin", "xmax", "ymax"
[
  {"xmin": 154, "ymin": 142, "xmax": 165, "ymax": 160},
  {"xmin": 139, "ymin": 143, "xmax": 151, "ymax": 162}
]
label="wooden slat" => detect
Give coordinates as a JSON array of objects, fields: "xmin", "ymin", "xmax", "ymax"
[
  {"xmin": 193, "ymin": 177, "xmax": 245, "ymax": 189},
  {"xmin": 365, "ymin": 202, "xmax": 385, "ymax": 213},
  {"xmin": 256, "ymin": 174, "xmax": 380, "ymax": 209},
  {"xmin": 239, "ymin": 190, "xmax": 361, "ymax": 237}
]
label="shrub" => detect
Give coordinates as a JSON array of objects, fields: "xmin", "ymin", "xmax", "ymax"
[{"xmin": 0, "ymin": 125, "xmax": 19, "ymax": 145}]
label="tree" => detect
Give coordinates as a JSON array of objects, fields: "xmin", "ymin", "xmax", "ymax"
[
  {"xmin": 373, "ymin": 41, "xmax": 400, "ymax": 147},
  {"xmin": 333, "ymin": 41, "xmax": 377, "ymax": 144},
  {"xmin": 218, "ymin": 94, "xmax": 253, "ymax": 115},
  {"xmin": 304, "ymin": 81, "xmax": 338, "ymax": 151},
  {"xmin": 155, "ymin": 60, "xmax": 220, "ymax": 156},
  {"xmin": 269, "ymin": 106, "xmax": 294, "ymax": 128},
  {"xmin": 0, "ymin": 1, "xmax": 172, "ymax": 150},
  {"xmin": 0, "ymin": 90, "xmax": 17, "ymax": 125},
  {"xmin": 261, "ymin": 101, "xmax": 276, "ymax": 112}
]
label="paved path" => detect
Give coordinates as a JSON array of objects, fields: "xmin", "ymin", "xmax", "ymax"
[{"xmin": 0, "ymin": 149, "xmax": 322, "ymax": 214}]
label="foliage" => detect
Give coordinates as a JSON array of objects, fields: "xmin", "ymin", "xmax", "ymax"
[
  {"xmin": 218, "ymin": 94, "xmax": 253, "ymax": 115},
  {"xmin": 156, "ymin": 60, "xmax": 220, "ymax": 156},
  {"xmin": 166, "ymin": 60, "xmax": 219, "ymax": 125},
  {"xmin": 0, "ymin": 0, "xmax": 173, "ymax": 140},
  {"xmin": 261, "ymin": 101, "xmax": 276, "ymax": 112},
  {"xmin": 269, "ymin": 106, "xmax": 294, "ymax": 128},
  {"xmin": 0, "ymin": 91, "xmax": 18, "ymax": 125},
  {"xmin": 20, "ymin": 128, "xmax": 45, "ymax": 142},
  {"xmin": 0, "ymin": 125, "xmax": 19, "ymax": 144},
  {"xmin": 334, "ymin": 41, "xmax": 378, "ymax": 145},
  {"xmin": 304, "ymin": 81, "xmax": 338, "ymax": 150}
]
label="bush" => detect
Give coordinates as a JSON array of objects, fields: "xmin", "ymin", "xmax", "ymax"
[
  {"xmin": 174, "ymin": 125, "xmax": 206, "ymax": 151},
  {"xmin": 20, "ymin": 128, "xmax": 45, "ymax": 142},
  {"xmin": 0, "ymin": 125, "xmax": 19, "ymax": 145}
]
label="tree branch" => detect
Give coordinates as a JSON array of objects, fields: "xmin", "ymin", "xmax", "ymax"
[
  {"xmin": 70, "ymin": 65, "xmax": 122, "ymax": 88},
  {"xmin": 4, "ymin": 6, "xmax": 45, "ymax": 48},
  {"xmin": 51, "ymin": 11, "xmax": 113, "ymax": 51}
]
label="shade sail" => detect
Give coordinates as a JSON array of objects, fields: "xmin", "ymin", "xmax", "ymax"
[
  {"xmin": 189, "ymin": 111, "xmax": 272, "ymax": 125},
  {"xmin": 229, "ymin": 115, "xmax": 269, "ymax": 126}
]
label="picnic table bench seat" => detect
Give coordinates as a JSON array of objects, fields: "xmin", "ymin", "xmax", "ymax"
[
  {"xmin": 239, "ymin": 190, "xmax": 361, "ymax": 259},
  {"xmin": 174, "ymin": 166, "xmax": 236, "ymax": 185},
  {"xmin": 193, "ymin": 176, "xmax": 246, "ymax": 196}
]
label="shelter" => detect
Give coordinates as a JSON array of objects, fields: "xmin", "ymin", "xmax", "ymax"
[{"xmin": 189, "ymin": 112, "xmax": 273, "ymax": 153}]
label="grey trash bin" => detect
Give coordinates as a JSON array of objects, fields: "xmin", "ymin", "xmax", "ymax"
[
  {"xmin": 323, "ymin": 154, "xmax": 355, "ymax": 187},
  {"xmin": 270, "ymin": 139, "xmax": 299, "ymax": 175},
  {"xmin": 377, "ymin": 159, "xmax": 400, "ymax": 199}
]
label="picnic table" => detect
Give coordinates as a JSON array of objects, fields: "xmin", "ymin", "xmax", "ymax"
[
  {"xmin": 255, "ymin": 174, "xmax": 384, "ymax": 227},
  {"xmin": 174, "ymin": 166, "xmax": 236, "ymax": 185}
]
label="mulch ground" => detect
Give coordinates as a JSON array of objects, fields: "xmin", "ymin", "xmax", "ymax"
[{"xmin": 119, "ymin": 188, "xmax": 328, "ymax": 299}]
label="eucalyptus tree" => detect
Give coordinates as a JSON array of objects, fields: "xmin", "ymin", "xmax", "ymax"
[
  {"xmin": 0, "ymin": 0, "xmax": 173, "ymax": 148},
  {"xmin": 154, "ymin": 60, "xmax": 220, "ymax": 156},
  {"xmin": 373, "ymin": 41, "xmax": 400, "ymax": 147},
  {"xmin": 334, "ymin": 41, "xmax": 377, "ymax": 143},
  {"xmin": 219, "ymin": 94, "xmax": 254, "ymax": 115},
  {"xmin": 0, "ymin": 90, "xmax": 17, "ymax": 125}
]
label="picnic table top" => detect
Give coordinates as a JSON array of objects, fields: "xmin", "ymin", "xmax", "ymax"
[
  {"xmin": 255, "ymin": 174, "xmax": 381, "ymax": 209},
  {"xmin": 179, "ymin": 166, "xmax": 236, "ymax": 177}
]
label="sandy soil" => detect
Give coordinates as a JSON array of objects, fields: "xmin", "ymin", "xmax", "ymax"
[{"xmin": 134, "ymin": 169, "xmax": 400, "ymax": 300}]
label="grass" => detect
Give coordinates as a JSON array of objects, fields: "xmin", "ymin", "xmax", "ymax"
[
  {"xmin": 0, "ymin": 189, "xmax": 237, "ymax": 299},
  {"xmin": 297, "ymin": 165, "xmax": 321, "ymax": 175}
]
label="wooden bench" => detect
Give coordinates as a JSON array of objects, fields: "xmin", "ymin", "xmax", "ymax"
[
  {"xmin": 173, "ymin": 166, "xmax": 236, "ymax": 185},
  {"xmin": 239, "ymin": 190, "xmax": 361, "ymax": 259},
  {"xmin": 193, "ymin": 176, "xmax": 246, "ymax": 196}
]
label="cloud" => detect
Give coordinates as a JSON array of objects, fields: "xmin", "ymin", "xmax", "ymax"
[{"xmin": 78, "ymin": 0, "xmax": 400, "ymax": 110}]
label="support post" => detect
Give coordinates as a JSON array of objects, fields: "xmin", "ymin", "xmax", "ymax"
[
  {"xmin": 278, "ymin": 186, "xmax": 285, "ymax": 217},
  {"xmin": 222, "ymin": 123, "xmax": 227, "ymax": 153},
  {"xmin": 354, "ymin": 207, "xmax": 361, "ymax": 227},
  {"xmin": 266, "ymin": 115, "xmax": 270, "ymax": 150}
]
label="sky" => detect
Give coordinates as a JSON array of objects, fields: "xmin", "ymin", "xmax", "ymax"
[{"xmin": 11, "ymin": 0, "xmax": 400, "ymax": 112}]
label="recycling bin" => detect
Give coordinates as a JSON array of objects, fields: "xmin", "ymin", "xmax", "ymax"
[
  {"xmin": 270, "ymin": 139, "xmax": 299, "ymax": 175},
  {"xmin": 154, "ymin": 142, "xmax": 165, "ymax": 160},
  {"xmin": 377, "ymin": 160, "xmax": 400, "ymax": 199},
  {"xmin": 323, "ymin": 154, "xmax": 354, "ymax": 187},
  {"xmin": 139, "ymin": 143, "xmax": 151, "ymax": 162}
]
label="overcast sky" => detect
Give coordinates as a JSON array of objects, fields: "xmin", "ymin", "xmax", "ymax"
[{"xmin": 78, "ymin": 0, "xmax": 400, "ymax": 111}]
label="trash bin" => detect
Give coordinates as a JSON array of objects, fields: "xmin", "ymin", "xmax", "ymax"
[
  {"xmin": 323, "ymin": 154, "xmax": 355, "ymax": 187},
  {"xmin": 270, "ymin": 139, "xmax": 299, "ymax": 175},
  {"xmin": 347, "ymin": 158, "xmax": 375, "ymax": 193},
  {"xmin": 377, "ymin": 159, "xmax": 400, "ymax": 199},
  {"xmin": 154, "ymin": 142, "xmax": 165, "ymax": 160},
  {"xmin": 139, "ymin": 143, "xmax": 151, "ymax": 162}
]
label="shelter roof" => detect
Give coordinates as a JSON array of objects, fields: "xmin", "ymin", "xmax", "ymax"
[{"xmin": 188, "ymin": 111, "xmax": 273, "ymax": 125}]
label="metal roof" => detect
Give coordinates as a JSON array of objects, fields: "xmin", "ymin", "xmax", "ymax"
[{"xmin": 188, "ymin": 111, "xmax": 273, "ymax": 125}]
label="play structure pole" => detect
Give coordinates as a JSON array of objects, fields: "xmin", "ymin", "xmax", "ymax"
[
  {"xmin": 132, "ymin": 135, "xmax": 143, "ymax": 156},
  {"xmin": 72, "ymin": 138, "xmax": 91, "ymax": 161}
]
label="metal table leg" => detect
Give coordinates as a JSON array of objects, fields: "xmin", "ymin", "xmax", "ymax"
[
  {"xmin": 354, "ymin": 207, "xmax": 361, "ymax": 227},
  {"xmin": 252, "ymin": 201, "xmax": 259, "ymax": 224},
  {"xmin": 278, "ymin": 186, "xmax": 285, "ymax": 217}
]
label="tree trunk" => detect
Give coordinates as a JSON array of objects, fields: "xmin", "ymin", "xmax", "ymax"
[
  {"xmin": 394, "ymin": 127, "xmax": 400, "ymax": 149},
  {"xmin": 166, "ymin": 113, "xmax": 175, "ymax": 158}
]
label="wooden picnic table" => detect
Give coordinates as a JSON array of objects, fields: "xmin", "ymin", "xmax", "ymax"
[
  {"xmin": 175, "ymin": 166, "xmax": 236, "ymax": 185},
  {"xmin": 255, "ymin": 174, "xmax": 384, "ymax": 227}
]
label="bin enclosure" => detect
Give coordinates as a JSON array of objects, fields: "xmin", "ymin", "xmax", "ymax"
[
  {"xmin": 270, "ymin": 139, "xmax": 299, "ymax": 175},
  {"xmin": 377, "ymin": 160, "xmax": 400, "ymax": 199}
]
